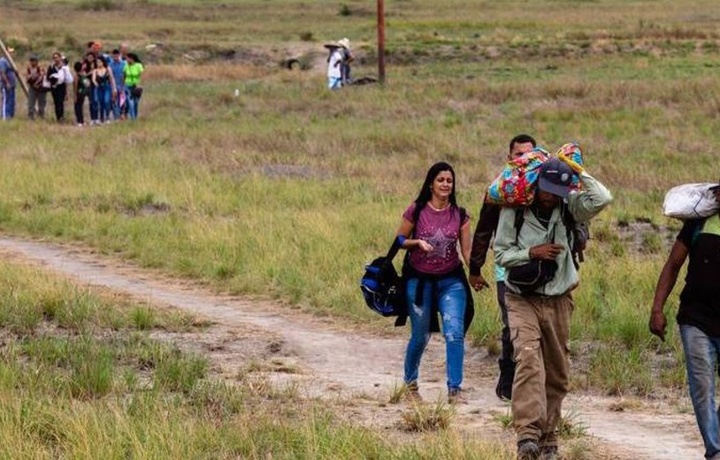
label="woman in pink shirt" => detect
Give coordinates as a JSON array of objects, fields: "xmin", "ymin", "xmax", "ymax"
[{"xmin": 395, "ymin": 161, "xmax": 473, "ymax": 404}]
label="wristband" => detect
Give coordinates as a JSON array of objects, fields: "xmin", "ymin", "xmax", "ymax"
[{"xmin": 397, "ymin": 235, "xmax": 407, "ymax": 247}]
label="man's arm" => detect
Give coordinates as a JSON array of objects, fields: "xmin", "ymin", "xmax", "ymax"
[
  {"xmin": 567, "ymin": 172, "xmax": 613, "ymax": 223},
  {"xmin": 469, "ymin": 200, "xmax": 500, "ymax": 276},
  {"xmin": 649, "ymin": 239, "xmax": 689, "ymax": 341}
]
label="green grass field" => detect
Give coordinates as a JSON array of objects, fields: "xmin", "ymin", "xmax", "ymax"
[{"xmin": 0, "ymin": 0, "xmax": 719, "ymax": 455}]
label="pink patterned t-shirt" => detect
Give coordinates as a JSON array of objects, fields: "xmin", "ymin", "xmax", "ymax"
[{"xmin": 403, "ymin": 203, "xmax": 469, "ymax": 275}]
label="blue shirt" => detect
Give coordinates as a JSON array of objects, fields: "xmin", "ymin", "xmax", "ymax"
[
  {"xmin": 0, "ymin": 57, "xmax": 16, "ymax": 86},
  {"xmin": 108, "ymin": 59, "xmax": 127, "ymax": 89}
]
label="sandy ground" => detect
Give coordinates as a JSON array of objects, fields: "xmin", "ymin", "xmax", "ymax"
[{"xmin": 0, "ymin": 236, "xmax": 706, "ymax": 460}]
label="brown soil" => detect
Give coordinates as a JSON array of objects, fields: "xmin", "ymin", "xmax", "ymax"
[{"xmin": 0, "ymin": 236, "xmax": 704, "ymax": 460}]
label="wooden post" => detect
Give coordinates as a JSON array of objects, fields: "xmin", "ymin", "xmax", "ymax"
[
  {"xmin": 377, "ymin": 0, "xmax": 385, "ymax": 84},
  {"xmin": 0, "ymin": 38, "xmax": 28, "ymax": 97}
]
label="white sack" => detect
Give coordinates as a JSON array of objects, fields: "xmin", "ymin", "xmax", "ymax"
[{"xmin": 663, "ymin": 183, "xmax": 719, "ymax": 219}]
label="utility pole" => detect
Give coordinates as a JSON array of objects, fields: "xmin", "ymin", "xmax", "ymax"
[{"xmin": 377, "ymin": 0, "xmax": 385, "ymax": 84}]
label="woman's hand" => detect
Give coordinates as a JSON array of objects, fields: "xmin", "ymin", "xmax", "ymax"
[{"xmin": 417, "ymin": 240, "xmax": 433, "ymax": 252}]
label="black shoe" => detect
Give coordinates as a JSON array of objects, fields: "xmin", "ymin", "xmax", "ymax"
[
  {"xmin": 517, "ymin": 439, "xmax": 540, "ymax": 460},
  {"xmin": 495, "ymin": 358, "xmax": 516, "ymax": 400}
]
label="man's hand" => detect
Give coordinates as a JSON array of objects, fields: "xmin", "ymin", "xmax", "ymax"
[
  {"xmin": 469, "ymin": 274, "xmax": 489, "ymax": 292},
  {"xmin": 529, "ymin": 243, "xmax": 564, "ymax": 260},
  {"xmin": 649, "ymin": 310, "xmax": 667, "ymax": 342}
]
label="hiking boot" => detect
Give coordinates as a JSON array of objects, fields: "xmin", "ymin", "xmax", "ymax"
[
  {"xmin": 517, "ymin": 439, "xmax": 540, "ymax": 460},
  {"xmin": 447, "ymin": 388, "xmax": 466, "ymax": 405},
  {"xmin": 540, "ymin": 445, "xmax": 559, "ymax": 460},
  {"xmin": 495, "ymin": 358, "xmax": 516, "ymax": 401},
  {"xmin": 405, "ymin": 381, "xmax": 423, "ymax": 403}
]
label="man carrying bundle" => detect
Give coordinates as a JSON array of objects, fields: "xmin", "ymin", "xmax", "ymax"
[
  {"xmin": 650, "ymin": 182, "xmax": 720, "ymax": 460},
  {"xmin": 494, "ymin": 157, "xmax": 612, "ymax": 460}
]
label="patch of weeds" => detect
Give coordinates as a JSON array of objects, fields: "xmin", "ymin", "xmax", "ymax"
[
  {"xmin": 189, "ymin": 381, "xmax": 246, "ymax": 419},
  {"xmin": 130, "ymin": 306, "xmax": 155, "ymax": 331},
  {"xmin": 122, "ymin": 368, "xmax": 139, "ymax": 392},
  {"xmin": 400, "ymin": 400, "xmax": 454, "ymax": 432},
  {"xmin": 388, "ymin": 381, "xmax": 406, "ymax": 404},
  {"xmin": 23, "ymin": 408, "xmax": 68, "ymax": 448},
  {"xmin": 55, "ymin": 289, "xmax": 95, "ymax": 331},
  {"xmin": 492, "ymin": 407, "xmax": 513, "ymax": 430},
  {"xmin": 24, "ymin": 336, "xmax": 70, "ymax": 367},
  {"xmin": 153, "ymin": 346, "xmax": 208, "ymax": 393},
  {"xmin": 214, "ymin": 264, "xmax": 236, "ymax": 280},
  {"xmin": 557, "ymin": 409, "xmax": 587, "ymax": 439},
  {"xmin": 484, "ymin": 339, "xmax": 501, "ymax": 356},
  {"xmin": 68, "ymin": 342, "xmax": 115, "ymax": 399},
  {"xmin": 640, "ymin": 232, "xmax": 664, "ymax": 254},
  {"xmin": 270, "ymin": 358, "xmax": 301, "ymax": 374},
  {"xmin": 299, "ymin": 31, "xmax": 313, "ymax": 42},
  {"xmin": 163, "ymin": 311, "xmax": 204, "ymax": 333},
  {"xmin": 563, "ymin": 438, "xmax": 593, "ymax": 460},
  {"xmin": 122, "ymin": 193, "xmax": 170, "ymax": 216},
  {"xmin": 338, "ymin": 4, "xmax": 352, "ymax": 16},
  {"xmin": 77, "ymin": 0, "xmax": 121, "ymax": 11},
  {"xmin": 608, "ymin": 398, "xmax": 643, "ymax": 412},
  {"xmin": 240, "ymin": 374, "xmax": 299, "ymax": 401},
  {"xmin": 588, "ymin": 345, "xmax": 653, "ymax": 396},
  {"xmin": 63, "ymin": 33, "xmax": 80, "ymax": 50}
]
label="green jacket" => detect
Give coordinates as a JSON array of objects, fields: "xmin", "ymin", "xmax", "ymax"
[{"xmin": 493, "ymin": 172, "xmax": 613, "ymax": 296}]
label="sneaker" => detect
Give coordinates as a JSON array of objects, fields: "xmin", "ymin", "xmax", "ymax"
[
  {"xmin": 540, "ymin": 445, "xmax": 558, "ymax": 460},
  {"xmin": 405, "ymin": 381, "xmax": 422, "ymax": 403},
  {"xmin": 517, "ymin": 439, "xmax": 540, "ymax": 460},
  {"xmin": 447, "ymin": 388, "xmax": 466, "ymax": 405}
]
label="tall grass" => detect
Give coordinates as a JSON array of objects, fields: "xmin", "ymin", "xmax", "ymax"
[
  {"xmin": 1, "ymin": 0, "xmax": 719, "ymax": 396},
  {"xmin": 0, "ymin": 258, "xmax": 521, "ymax": 458}
]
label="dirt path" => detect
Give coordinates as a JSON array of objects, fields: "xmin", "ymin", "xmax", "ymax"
[{"xmin": 0, "ymin": 236, "xmax": 704, "ymax": 460}]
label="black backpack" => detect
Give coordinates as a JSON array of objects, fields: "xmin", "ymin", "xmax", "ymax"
[{"xmin": 360, "ymin": 239, "xmax": 406, "ymax": 317}]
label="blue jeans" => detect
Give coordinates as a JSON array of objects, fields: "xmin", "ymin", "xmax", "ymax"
[
  {"xmin": 680, "ymin": 324, "xmax": 720, "ymax": 459},
  {"xmin": 328, "ymin": 77, "xmax": 342, "ymax": 90},
  {"xmin": 95, "ymin": 85, "xmax": 112, "ymax": 122},
  {"xmin": 404, "ymin": 275, "xmax": 466, "ymax": 390},
  {"xmin": 88, "ymin": 86, "xmax": 98, "ymax": 121},
  {"xmin": 127, "ymin": 87, "xmax": 140, "ymax": 119},
  {"xmin": 1, "ymin": 85, "xmax": 15, "ymax": 119}
]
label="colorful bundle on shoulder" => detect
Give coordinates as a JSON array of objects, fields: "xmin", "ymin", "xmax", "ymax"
[
  {"xmin": 485, "ymin": 147, "xmax": 550, "ymax": 206},
  {"xmin": 555, "ymin": 142, "xmax": 585, "ymax": 191}
]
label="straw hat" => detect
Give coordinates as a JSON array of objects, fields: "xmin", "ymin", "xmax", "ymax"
[
  {"xmin": 324, "ymin": 41, "xmax": 341, "ymax": 49},
  {"xmin": 338, "ymin": 38, "xmax": 351, "ymax": 49}
]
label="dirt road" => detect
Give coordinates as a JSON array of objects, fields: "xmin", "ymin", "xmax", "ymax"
[{"xmin": 0, "ymin": 236, "xmax": 704, "ymax": 460}]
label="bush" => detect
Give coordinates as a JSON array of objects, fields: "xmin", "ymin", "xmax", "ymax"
[{"xmin": 78, "ymin": 0, "xmax": 121, "ymax": 11}]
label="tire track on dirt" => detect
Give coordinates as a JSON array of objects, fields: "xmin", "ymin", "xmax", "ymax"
[{"xmin": 0, "ymin": 237, "xmax": 704, "ymax": 460}]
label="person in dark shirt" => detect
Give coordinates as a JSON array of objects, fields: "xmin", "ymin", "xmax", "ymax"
[
  {"xmin": 650, "ymin": 184, "xmax": 720, "ymax": 460},
  {"xmin": 469, "ymin": 134, "xmax": 537, "ymax": 401}
]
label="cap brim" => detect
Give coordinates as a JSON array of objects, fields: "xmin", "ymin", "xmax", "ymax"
[{"xmin": 538, "ymin": 177, "xmax": 570, "ymax": 198}]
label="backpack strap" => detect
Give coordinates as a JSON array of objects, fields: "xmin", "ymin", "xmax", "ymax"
[
  {"xmin": 691, "ymin": 218, "xmax": 708, "ymax": 247},
  {"xmin": 514, "ymin": 207, "xmax": 525, "ymax": 243}
]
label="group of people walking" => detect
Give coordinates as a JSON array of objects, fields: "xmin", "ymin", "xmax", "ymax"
[
  {"xmin": 1, "ymin": 41, "xmax": 145, "ymax": 125},
  {"xmin": 392, "ymin": 135, "xmax": 720, "ymax": 460}
]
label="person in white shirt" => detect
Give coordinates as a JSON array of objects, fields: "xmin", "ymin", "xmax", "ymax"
[
  {"xmin": 326, "ymin": 43, "xmax": 343, "ymax": 90},
  {"xmin": 46, "ymin": 52, "xmax": 74, "ymax": 122}
]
